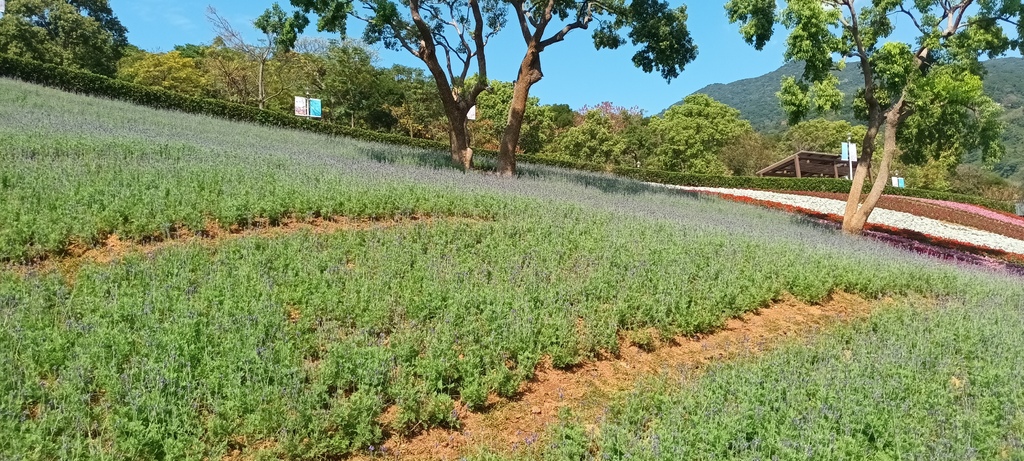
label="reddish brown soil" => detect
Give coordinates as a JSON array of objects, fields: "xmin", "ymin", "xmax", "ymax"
[
  {"xmin": 353, "ymin": 292, "xmax": 885, "ymax": 461},
  {"xmin": 783, "ymin": 191, "xmax": 1024, "ymax": 240}
]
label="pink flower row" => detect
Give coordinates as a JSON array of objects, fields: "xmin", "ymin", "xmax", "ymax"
[{"xmin": 906, "ymin": 197, "xmax": 1024, "ymax": 227}]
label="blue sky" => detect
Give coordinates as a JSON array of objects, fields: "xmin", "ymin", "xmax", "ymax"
[
  {"xmin": 109, "ymin": 1, "xmax": 787, "ymax": 114},
  {"xmin": 108, "ymin": 0, "xmax": 1019, "ymax": 114}
]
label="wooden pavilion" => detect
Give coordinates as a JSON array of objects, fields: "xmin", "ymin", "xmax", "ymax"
[{"xmin": 756, "ymin": 151, "xmax": 856, "ymax": 179}]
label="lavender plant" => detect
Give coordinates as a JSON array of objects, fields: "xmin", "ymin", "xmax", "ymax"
[
  {"xmin": 1, "ymin": 77, "xmax": 1019, "ymax": 459},
  {"xmin": 526, "ymin": 286, "xmax": 1024, "ymax": 460}
]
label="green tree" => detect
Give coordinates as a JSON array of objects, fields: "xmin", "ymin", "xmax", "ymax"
[
  {"xmin": 718, "ymin": 131, "xmax": 783, "ymax": 176},
  {"xmin": 0, "ymin": 0, "xmax": 128, "ymax": 76},
  {"xmin": 207, "ymin": 3, "xmax": 308, "ymax": 109},
  {"xmin": 319, "ymin": 40, "xmax": 390, "ymax": 128},
  {"xmin": 290, "ymin": 0, "xmax": 507, "ymax": 170},
  {"xmin": 784, "ymin": 118, "xmax": 868, "ymax": 154},
  {"xmin": 550, "ymin": 109, "xmax": 625, "ymax": 165},
  {"xmin": 495, "ymin": 0, "xmax": 698, "ymax": 175},
  {"xmin": 202, "ymin": 39, "xmax": 258, "ymax": 105},
  {"xmin": 383, "ymin": 65, "xmax": 449, "ymax": 140},
  {"xmin": 469, "ymin": 78, "xmax": 546, "ymax": 152},
  {"xmin": 647, "ymin": 94, "xmax": 751, "ymax": 174},
  {"xmin": 116, "ymin": 51, "xmax": 208, "ymax": 97},
  {"xmin": 726, "ymin": 0, "xmax": 1022, "ymax": 234}
]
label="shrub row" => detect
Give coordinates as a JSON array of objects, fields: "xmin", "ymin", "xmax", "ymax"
[{"xmin": 1, "ymin": 53, "xmax": 1015, "ymax": 213}]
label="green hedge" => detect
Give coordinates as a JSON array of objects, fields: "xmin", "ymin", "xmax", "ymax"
[{"xmin": 1, "ymin": 53, "xmax": 1015, "ymax": 213}]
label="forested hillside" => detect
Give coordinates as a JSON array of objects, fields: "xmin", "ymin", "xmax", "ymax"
[{"xmin": 682, "ymin": 58, "xmax": 1024, "ymax": 183}]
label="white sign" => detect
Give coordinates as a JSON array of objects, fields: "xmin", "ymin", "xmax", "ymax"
[
  {"xmin": 849, "ymin": 143, "xmax": 858, "ymax": 162},
  {"xmin": 467, "ymin": 105, "xmax": 477, "ymax": 121},
  {"xmin": 294, "ymin": 96, "xmax": 308, "ymax": 117},
  {"xmin": 892, "ymin": 177, "xmax": 899, "ymax": 187}
]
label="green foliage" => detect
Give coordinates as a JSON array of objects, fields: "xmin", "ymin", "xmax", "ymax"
[
  {"xmin": 900, "ymin": 66, "xmax": 1005, "ymax": 166},
  {"xmin": 611, "ymin": 0, "xmax": 697, "ymax": 82},
  {"xmin": 470, "ymin": 78, "xmax": 546, "ymax": 152},
  {"xmin": 724, "ymin": 0, "xmax": 1022, "ymax": 141},
  {"xmin": 381, "ymin": 64, "xmax": 449, "ymax": 139},
  {"xmin": 116, "ymin": 51, "xmax": 209, "ymax": 98},
  {"xmin": 0, "ymin": 0, "xmax": 128, "ymax": 76},
  {"xmin": 717, "ymin": 130, "xmax": 784, "ymax": 176},
  {"xmin": 254, "ymin": 3, "xmax": 309, "ymax": 54},
  {"xmin": 647, "ymin": 94, "xmax": 751, "ymax": 174},
  {"xmin": 784, "ymin": 118, "xmax": 868, "ymax": 154},
  {"xmin": 551, "ymin": 110, "xmax": 625, "ymax": 165}
]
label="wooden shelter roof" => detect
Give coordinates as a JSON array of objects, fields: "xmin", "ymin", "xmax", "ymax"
[{"xmin": 757, "ymin": 151, "xmax": 855, "ymax": 178}]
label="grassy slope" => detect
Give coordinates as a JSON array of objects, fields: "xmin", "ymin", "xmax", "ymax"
[{"xmin": 1, "ymin": 78, "xmax": 1020, "ymax": 459}]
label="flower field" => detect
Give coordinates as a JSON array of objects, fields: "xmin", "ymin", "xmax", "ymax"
[
  {"xmin": 780, "ymin": 191, "xmax": 1024, "ymax": 241},
  {"xmin": 3, "ymin": 78, "xmax": 1024, "ymax": 460}
]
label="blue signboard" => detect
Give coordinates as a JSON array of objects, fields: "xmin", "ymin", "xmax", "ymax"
[
  {"xmin": 309, "ymin": 99, "xmax": 322, "ymax": 118},
  {"xmin": 841, "ymin": 142, "xmax": 849, "ymax": 161},
  {"xmin": 897, "ymin": 177, "xmax": 905, "ymax": 188}
]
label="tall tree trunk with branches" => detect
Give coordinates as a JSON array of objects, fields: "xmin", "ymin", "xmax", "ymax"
[
  {"xmin": 727, "ymin": 0, "xmax": 1021, "ymax": 234},
  {"xmin": 497, "ymin": 0, "xmax": 696, "ymax": 176},
  {"xmin": 292, "ymin": 0, "xmax": 501, "ymax": 170}
]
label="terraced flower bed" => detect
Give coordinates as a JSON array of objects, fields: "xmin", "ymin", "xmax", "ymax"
[
  {"xmin": 703, "ymin": 191, "xmax": 1024, "ymax": 274},
  {"xmin": 781, "ymin": 191, "xmax": 1024, "ymax": 240}
]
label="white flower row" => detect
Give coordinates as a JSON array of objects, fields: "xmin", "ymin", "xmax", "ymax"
[{"xmin": 662, "ymin": 185, "xmax": 1024, "ymax": 256}]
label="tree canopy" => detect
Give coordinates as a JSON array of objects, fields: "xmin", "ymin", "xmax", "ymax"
[
  {"xmin": 648, "ymin": 93, "xmax": 752, "ymax": 174},
  {"xmin": 116, "ymin": 51, "xmax": 208, "ymax": 97},
  {"xmin": 0, "ymin": 0, "xmax": 129, "ymax": 76}
]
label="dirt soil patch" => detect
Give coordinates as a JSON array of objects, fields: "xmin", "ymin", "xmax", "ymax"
[
  {"xmin": 360, "ymin": 292, "xmax": 884, "ymax": 461},
  {"xmin": 7, "ymin": 215, "xmax": 482, "ymax": 280}
]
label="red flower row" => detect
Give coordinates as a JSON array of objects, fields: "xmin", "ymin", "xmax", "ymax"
[{"xmin": 706, "ymin": 191, "xmax": 1024, "ymax": 267}]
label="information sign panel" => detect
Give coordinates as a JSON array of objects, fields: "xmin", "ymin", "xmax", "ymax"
[{"xmin": 309, "ymin": 99, "xmax": 322, "ymax": 118}]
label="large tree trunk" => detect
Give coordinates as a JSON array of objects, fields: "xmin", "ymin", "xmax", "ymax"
[
  {"xmin": 447, "ymin": 106, "xmax": 473, "ymax": 170},
  {"xmin": 497, "ymin": 48, "xmax": 544, "ymax": 176},
  {"xmin": 841, "ymin": 127, "xmax": 877, "ymax": 234},
  {"xmin": 841, "ymin": 99, "xmax": 905, "ymax": 234}
]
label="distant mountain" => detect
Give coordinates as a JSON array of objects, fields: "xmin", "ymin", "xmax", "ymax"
[{"xmin": 678, "ymin": 58, "xmax": 1024, "ymax": 182}]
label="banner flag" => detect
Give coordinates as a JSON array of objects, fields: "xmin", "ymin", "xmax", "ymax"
[
  {"xmin": 898, "ymin": 178, "xmax": 905, "ymax": 188},
  {"xmin": 849, "ymin": 143, "xmax": 858, "ymax": 162},
  {"xmin": 294, "ymin": 96, "xmax": 308, "ymax": 117},
  {"xmin": 467, "ymin": 105, "xmax": 477, "ymax": 121},
  {"xmin": 841, "ymin": 142, "xmax": 849, "ymax": 161},
  {"xmin": 309, "ymin": 99, "xmax": 322, "ymax": 118},
  {"xmin": 0, "ymin": 0, "xmax": 6, "ymax": 13}
]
